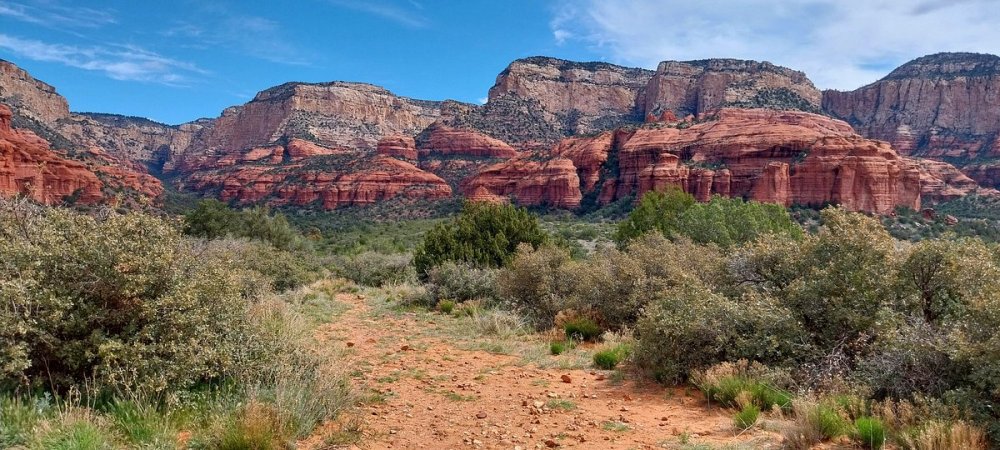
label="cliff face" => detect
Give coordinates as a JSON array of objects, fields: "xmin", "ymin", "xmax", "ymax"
[
  {"xmin": 0, "ymin": 60, "xmax": 70, "ymax": 125},
  {"xmin": 487, "ymin": 57, "xmax": 654, "ymax": 136},
  {"xmin": 644, "ymin": 59, "xmax": 823, "ymax": 117},
  {"xmin": 57, "ymin": 113, "xmax": 199, "ymax": 170},
  {"xmin": 181, "ymin": 82, "xmax": 441, "ymax": 156},
  {"xmin": 0, "ymin": 61, "xmax": 166, "ymax": 203},
  {"xmin": 479, "ymin": 57, "xmax": 823, "ymax": 145},
  {"xmin": 465, "ymin": 109, "xmax": 983, "ymax": 214},
  {"xmin": 823, "ymin": 53, "xmax": 1000, "ymax": 187},
  {"xmin": 0, "ymin": 103, "xmax": 161, "ymax": 204}
]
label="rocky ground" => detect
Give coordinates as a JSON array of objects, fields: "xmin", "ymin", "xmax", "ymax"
[{"xmin": 298, "ymin": 287, "xmax": 786, "ymax": 449}]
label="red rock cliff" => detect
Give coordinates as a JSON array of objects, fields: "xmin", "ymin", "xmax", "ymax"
[
  {"xmin": 1, "ymin": 103, "xmax": 103, "ymax": 204},
  {"xmin": 463, "ymin": 109, "xmax": 975, "ymax": 214},
  {"xmin": 823, "ymin": 53, "xmax": 1000, "ymax": 187}
]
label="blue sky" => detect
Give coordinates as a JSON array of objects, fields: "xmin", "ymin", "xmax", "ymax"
[{"xmin": 2, "ymin": 0, "xmax": 998, "ymax": 125}]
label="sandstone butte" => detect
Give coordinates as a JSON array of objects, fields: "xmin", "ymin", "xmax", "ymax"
[
  {"xmin": 0, "ymin": 103, "xmax": 163, "ymax": 205},
  {"xmin": 823, "ymin": 53, "xmax": 1000, "ymax": 187},
  {"xmin": 179, "ymin": 137, "xmax": 452, "ymax": 209},
  {"xmin": 463, "ymin": 108, "xmax": 988, "ymax": 215}
]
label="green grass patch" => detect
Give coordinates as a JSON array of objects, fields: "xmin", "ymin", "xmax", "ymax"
[
  {"xmin": 854, "ymin": 417, "xmax": 886, "ymax": 449},
  {"xmin": 564, "ymin": 317, "xmax": 602, "ymax": 341}
]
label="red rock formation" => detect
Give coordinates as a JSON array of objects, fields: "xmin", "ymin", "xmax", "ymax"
[
  {"xmin": 823, "ymin": 53, "xmax": 1000, "ymax": 187},
  {"xmin": 0, "ymin": 103, "xmax": 103, "ymax": 204},
  {"xmin": 464, "ymin": 108, "xmax": 976, "ymax": 214},
  {"xmin": 417, "ymin": 123, "xmax": 518, "ymax": 159},
  {"xmin": 186, "ymin": 154, "xmax": 451, "ymax": 210},
  {"xmin": 461, "ymin": 157, "xmax": 581, "ymax": 209},
  {"xmin": 377, "ymin": 134, "xmax": 418, "ymax": 160},
  {"xmin": 912, "ymin": 159, "xmax": 994, "ymax": 201}
]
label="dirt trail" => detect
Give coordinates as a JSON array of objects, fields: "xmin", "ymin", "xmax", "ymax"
[{"xmin": 302, "ymin": 292, "xmax": 780, "ymax": 449}]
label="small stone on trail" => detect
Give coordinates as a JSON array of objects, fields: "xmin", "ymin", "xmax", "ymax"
[
  {"xmin": 595, "ymin": 374, "xmax": 605, "ymax": 381},
  {"xmin": 476, "ymin": 411, "xmax": 488, "ymax": 419},
  {"xmin": 346, "ymin": 341, "xmax": 355, "ymax": 347},
  {"xmin": 560, "ymin": 374, "xmax": 572, "ymax": 383},
  {"xmin": 544, "ymin": 439, "xmax": 559, "ymax": 448},
  {"xmin": 400, "ymin": 345, "xmax": 410, "ymax": 351}
]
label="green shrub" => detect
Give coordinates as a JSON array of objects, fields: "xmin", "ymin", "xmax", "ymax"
[
  {"xmin": 185, "ymin": 199, "xmax": 306, "ymax": 251},
  {"xmin": 0, "ymin": 395, "xmax": 47, "ymax": 448},
  {"xmin": 633, "ymin": 285, "xmax": 804, "ymax": 383},
  {"xmin": 733, "ymin": 404, "xmax": 760, "ymax": 431},
  {"xmin": 614, "ymin": 188, "xmax": 801, "ymax": 248},
  {"xmin": 413, "ymin": 202, "xmax": 548, "ymax": 276},
  {"xmin": 0, "ymin": 203, "xmax": 281, "ymax": 394},
  {"xmin": 855, "ymin": 417, "xmax": 887, "ymax": 449},
  {"xmin": 614, "ymin": 187, "xmax": 695, "ymax": 246},
  {"xmin": 497, "ymin": 244, "xmax": 576, "ymax": 328},
  {"xmin": 425, "ymin": 261, "xmax": 498, "ymax": 303},
  {"xmin": 438, "ymin": 300, "xmax": 456, "ymax": 315},
  {"xmin": 564, "ymin": 317, "xmax": 602, "ymax": 342},
  {"xmin": 550, "ymin": 341, "xmax": 566, "ymax": 356},
  {"xmin": 811, "ymin": 404, "xmax": 849, "ymax": 441},
  {"xmin": 593, "ymin": 345, "xmax": 630, "ymax": 370},
  {"xmin": 337, "ymin": 252, "xmax": 416, "ymax": 287},
  {"xmin": 31, "ymin": 410, "xmax": 112, "ymax": 450},
  {"xmin": 199, "ymin": 238, "xmax": 317, "ymax": 292}
]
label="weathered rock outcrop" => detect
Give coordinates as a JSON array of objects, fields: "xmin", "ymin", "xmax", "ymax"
[
  {"xmin": 488, "ymin": 57, "xmax": 654, "ymax": 135},
  {"xmin": 461, "ymin": 157, "xmax": 582, "ymax": 209},
  {"xmin": 56, "ymin": 113, "xmax": 199, "ymax": 170},
  {"xmin": 416, "ymin": 123, "xmax": 518, "ymax": 159},
  {"xmin": 179, "ymin": 82, "xmax": 440, "ymax": 157},
  {"xmin": 643, "ymin": 59, "xmax": 823, "ymax": 118},
  {"xmin": 1, "ymin": 103, "xmax": 161, "ymax": 204},
  {"xmin": 823, "ymin": 53, "xmax": 1000, "ymax": 186},
  {"xmin": 0, "ymin": 60, "xmax": 70, "ymax": 125},
  {"xmin": 465, "ymin": 109, "xmax": 976, "ymax": 214},
  {"xmin": 184, "ymin": 154, "xmax": 451, "ymax": 209},
  {"xmin": 377, "ymin": 134, "xmax": 418, "ymax": 160}
]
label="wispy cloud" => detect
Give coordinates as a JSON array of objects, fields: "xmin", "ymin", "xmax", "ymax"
[
  {"xmin": 550, "ymin": 0, "xmax": 1000, "ymax": 90},
  {"xmin": 327, "ymin": 0, "xmax": 429, "ymax": 28},
  {"xmin": 0, "ymin": 34, "xmax": 206, "ymax": 85},
  {"xmin": 0, "ymin": 1, "xmax": 116, "ymax": 29},
  {"xmin": 161, "ymin": 10, "xmax": 313, "ymax": 66}
]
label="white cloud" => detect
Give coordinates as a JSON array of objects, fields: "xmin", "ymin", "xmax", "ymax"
[
  {"xmin": 550, "ymin": 0, "xmax": 1000, "ymax": 90},
  {"xmin": 0, "ymin": 34, "xmax": 206, "ymax": 85},
  {"xmin": 0, "ymin": 1, "xmax": 116, "ymax": 29},
  {"xmin": 327, "ymin": 0, "xmax": 429, "ymax": 28},
  {"xmin": 161, "ymin": 9, "xmax": 314, "ymax": 66}
]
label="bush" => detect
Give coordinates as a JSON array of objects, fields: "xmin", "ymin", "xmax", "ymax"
[
  {"xmin": 855, "ymin": 417, "xmax": 887, "ymax": 449},
  {"xmin": 184, "ymin": 199, "xmax": 306, "ymax": 251},
  {"xmin": 413, "ymin": 202, "xmax": 548, "ymax": 276},
  {"xmin": 470, "ymin": 308, "xmax": 527, "ymax": 338},
  {"xmin": 593, "ymin": 345, "xmax": 630, "ymax": 370},
  {"xmin": 633, "ymin": 285, "xmax": 804, "ymax": 383},
  {"xmin": 337, "ymin": 252, "xmax": 416, "ymax": 287},
  {"xmin": 0, "ymin": 203, "xmax": 280, "ymax": 395},
  {"xmin": 425, "ymin": 261, "xmax": 499, "ymax": 303},
  {"xmin": 564, "ymin": 317, "xmax": 602, "ymax": 342},
  {"xmin": 438, "ymin": 300, "xmax": 456, "ymax": 315},
  {"xmin": 691, "ymin": 361, "xmax": 793, "ymax": 412},
  {"xmin": 733, "ymin": 404, "xmax": 760, "ymax": 431},
  {"xmin": 198, "ymin": 238, "xmax": 318, "ymax": 292},
  {"xmin": 614, "ymin": 188, "xmax": 802, "ymax": 248},
  {"xmin": 614, "ymin": 187, "xmax": 695, "ymax": 246},
  {"xmin": 497, "ymin": 244, "xmax": 576, "ymax": 328},
  {"xmin": 550, "ymin": 341, "xmax": 566, "ymax": 356}
]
